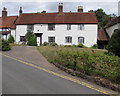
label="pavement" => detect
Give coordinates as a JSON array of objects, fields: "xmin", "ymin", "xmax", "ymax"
[{"xmin": 2, "ymin": 46, "xmax": 119, "ymax": 94}]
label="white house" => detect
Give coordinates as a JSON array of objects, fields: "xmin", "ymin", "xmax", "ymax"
[
  {"xmin": 1, "ymin": 3, "xmax": 98, "ymax": 47},
  {"xmin": 105, "ymin": 16, "xmax": 120, "ymax": 38},
  {"xmin": 0, "ymin": 8, "xmax": 18, "ymax": 40}
]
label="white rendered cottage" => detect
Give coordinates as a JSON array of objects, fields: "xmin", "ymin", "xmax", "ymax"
[
  {"xmin": 0, "ymin": 8, "xmax": 18, "ymax": 40},
  {"xmin": 15, "ymin": 3, "xmax": 98, "ymax": 47},
  {"xmin": 1, "ymin": 3, "xmax": 98, "ymax": 47}
]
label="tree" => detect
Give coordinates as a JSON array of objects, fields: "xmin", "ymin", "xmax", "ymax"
[
  {"xmin": 8, "ymin": 35, "xmax": 14, "ymax": 43},
  {"xmin": 25, "ymin": 30, "xmax": 37, "ymax": 46},
  {"xmin": 107, "ymin": 29, "xmax": 120, "ymax": 57},
  {"xmin": 0, "ymin": 39, "xmax": 11, "ymax": 51},
  {"xmin": 95, "ymin": 9, "xmax": 109, "ymax": 29}
]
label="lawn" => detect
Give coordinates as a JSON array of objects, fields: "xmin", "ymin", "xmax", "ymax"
[{"xmin": 37, "ymin": 46, "xmax": 120, "ymax": 84}]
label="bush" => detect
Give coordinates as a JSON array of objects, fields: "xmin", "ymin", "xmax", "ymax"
[
  {"xmin": 77, "ymin": 43, "xmax": 87, "ymax": 48},
  {"xmin": 91, "ymin": 44, "xmax": 98, "ymax": 49},
  {"xmin": 49, "ymin": 42, "xmax": 58, "ymax": 46},
  {"xmin": 8, "ymin": 35, "xmax": 14, "ymax": 43},
  {"xmin": 27, "ymin": 36, "xmax": 37, "ymax": 46},
  {"xmin": 42, "ymin": 42, "xmax": 49, "ymax": 46},
  {"xmin": 1, "ymin": 39, "xmax": 11, "ymax": 51},
  {"xmin": 25, "ymin": 30, "xmax": 37, "ymax": 46},
  {"xmin": 107, "ymin": 29, "xmax": 120, "ymax": 57}
]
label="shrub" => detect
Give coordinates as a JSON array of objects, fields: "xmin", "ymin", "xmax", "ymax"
[
  {"xmin": 1, "ymin": 39, "xmax": 11, "ymax": 51},
  {"xmin": 49, "ymin": 42, "xmax": 58, "ymax": 46},
  {"xmin": 42, "ymin": 42, "xmax": 49, "ymax": 46},
  {"xmin": 27, "ymin": 36, "xmax": 37, "ymax": 46},
  {"xmin": 25, "ymin": 30, "xmax": 37, "ymax": 46},
  {"xmin": 8, "ymin": 35, "xmax": 14, "ymax": 43},
  {"xmin": 77, "ymin": 43, "xmax": 87, "ymax": 48},
  {"xmin": 107, "ymin": 29, "xmax": 120, "ymax": 57},
  {"xmin": 91, "ymin": 44, "xmax": 98, "ymax": 49}
]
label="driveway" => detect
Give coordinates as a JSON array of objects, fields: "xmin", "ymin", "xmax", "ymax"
[{"xmin": 2, "ymin": 46, "xmax": 118, "ymax": 94}]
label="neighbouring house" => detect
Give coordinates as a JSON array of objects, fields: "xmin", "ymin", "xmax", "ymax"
[
  {"xmin": 0, "ymin": 8, "xmax": 18, "ymax": 40},
  {"xmin": 105, "ymin": 16, "xmax": 120, "ymax": 38},
  {"xmin": 97, "ymin": 29, "xmax": 108, "ymax": 49},
  {"xmin": 0, "ymin": 3, "xmax": 99, "ymax": 47}
]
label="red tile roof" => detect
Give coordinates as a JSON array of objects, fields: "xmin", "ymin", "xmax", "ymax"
[
  {"xmin": 97, "ymin": 29, "xmax": 108, "ymax": 41},
  {"xmin": 0, "ymin": 16, "xmax": 18, "ymax": 29},
  {"xmin": 16, "ymin": 12, "xmax": 98, "ymax": 24},
  {"xmin": 105, "ymin": 16, "xmax": 120, "ymax": 28}
]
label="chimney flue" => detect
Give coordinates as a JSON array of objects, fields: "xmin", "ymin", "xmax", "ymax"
[
  {"xmin": 19, "ymin": 7, "xmax": 22, "ymax": 15},
  {"xmin": 2, "ymin": 7, "xmax": 7, "ymax": 20},
  {"xmin": 78, "ymin": 6, "xmax": 83, "ymax": 13},
  {"xmin": 58, "ymin": 3, "xmax": 63, "ymax": 14}
]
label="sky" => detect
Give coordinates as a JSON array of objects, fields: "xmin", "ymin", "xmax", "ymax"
[{"xmin": 0, "ymin": 0, "xmax": 120, "ymax": 16}]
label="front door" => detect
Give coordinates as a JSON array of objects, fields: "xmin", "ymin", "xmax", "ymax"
[{"xmin": 35, "ymin": 33, "xmax": 42, "ymax": 46}]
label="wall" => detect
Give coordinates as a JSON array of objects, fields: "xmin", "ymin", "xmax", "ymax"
[
  {"xmin": 106, "ymin": 23, "xmax": 120, "ymax": 38},
  {"xmin": 16, "ymin": 25, "xmax": 27, "ymax": 44},
  {"xmin": 16, "ymin": 24, "xmax": 98, "ymax": 47}
]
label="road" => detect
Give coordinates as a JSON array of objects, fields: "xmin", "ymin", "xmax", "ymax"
[{"xmin": 2, "ymin": 55, "xmax": 109, "ymax": 95}]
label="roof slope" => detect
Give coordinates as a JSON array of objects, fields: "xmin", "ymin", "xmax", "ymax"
[
  {"xmin": 97, "ymin": 29, "xmax": 108, "ymax": 41},
  {"xmin": 16, "ymin": 12, "xmax": 98, "ymax": 24},
  {"xmin": 105, "ymin": 16, "xmax": 120, "ymax": 28},
  {"xmin": 0, "ymin": 16, "xmax": 18, "ymax": 29}
]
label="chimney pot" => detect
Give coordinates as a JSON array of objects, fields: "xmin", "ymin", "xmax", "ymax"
[
  {"xmin": 58, "ymin": 3, "xmax": 63, "ymax": 14},
  {"xmin": 19, "ymin": 7, "xmax": 22, "ymax": 15},
  {"xmin": 2, "ymin": 7, "xmax": 7, "ymax": 20},
  {"xmin": 78, "ymin": 6, "xmax": 83, "ymax": 13}
]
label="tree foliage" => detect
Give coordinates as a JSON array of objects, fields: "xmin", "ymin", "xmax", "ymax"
[
  {"xmin": 95, "ymin": 9, "xmax": 109, "ymax": 29},
  {"xmin": 25, "ymin": 30, "xmax": 37, "ymax": 46},
  {"xmin": 107, "ymin": 29, "xmax": 120, "ymax": 57},
  {"xmin": 0, "ymin": 39, "xmax": 11, "ymax": 51},
  {"xmin": 8, "ymin": 35, "xmax": 14, "ymax": 43}
]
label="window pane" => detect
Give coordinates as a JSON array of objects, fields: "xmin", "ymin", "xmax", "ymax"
[
  {"xmin": 48, "ymin": 24, "xmax": 55, "ymax": 31},
  {"xmin": 65, "ymin": 36, "xmax": 72, "ymax": 43},
  {"xmin": 20, "ymin": 36, "xmax": 26, "ymax": 42},
  {"xmin": 27, "ymin": 25, "xmax": 34, "ymax": 31},
  {"xmin": 78, "ymin": 37, "xmax": 84, "ymax": 43},
  {"xmin": 78, "ymin": 24, "xmax": 84, "ymax": 30},
  {"xmin": 67, "ymin": 24, "xmax": 71, "ymax": 30},
  {"xmin": 48, "ymin": 37, "xmax": 55, "ymax": 43}
]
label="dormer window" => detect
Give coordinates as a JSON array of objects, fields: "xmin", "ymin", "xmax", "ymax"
[
  {"xmin": 27, "ymin": 24, "xmax": 34, "ymax": 31},
  {"xmin": 48, "ymin": 24, "xmax": 55, "ymax": 31}
]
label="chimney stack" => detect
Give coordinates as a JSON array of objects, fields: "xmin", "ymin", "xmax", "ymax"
[
  {"xmin": 78, "ymin": 6, "xmax": 83, "ymax": 13},
  {"xmin": 2, "ymin": 7, "xmax": 7, "ymax": 20},
  {"xmin": 58, "ymin": 3, "xmax": 63, "ymax": 14},
  {"xmin": 19, "ymin": 7, "xmax": 22, "ymax": 15}
]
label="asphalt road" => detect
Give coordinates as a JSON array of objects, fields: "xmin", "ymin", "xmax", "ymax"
[{"xmin": 2, "ymin": 55, "xmax": 108, "ymax": 94}]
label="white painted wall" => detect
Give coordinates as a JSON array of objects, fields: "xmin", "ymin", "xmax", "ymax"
[
  {"xmin": 16, "ymin": 24, "xmax": 98, "ymax": 47},
  {"xmin": 11, "ymin": 29, "xmax": 16, "ymax": 41},
  {"xmin": 106, "ymin": 23, "xmax": 120, "ymax": 38},
  {"xmin": 16, "ymin": 25, "xmax": 27, "ymax": 44}
]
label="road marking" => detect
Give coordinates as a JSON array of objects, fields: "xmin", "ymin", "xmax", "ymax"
[{"xmin": 2, "ymin": 53, "xmax": 114, "ymax": 94}]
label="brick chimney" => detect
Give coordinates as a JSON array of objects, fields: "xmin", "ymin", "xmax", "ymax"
[
  {"xmin": 78, "ymin": 6, "xmax": 83, "ymax": 13},
  {"xmin": 19, "ymin": 7, "xmax": 22, "ymax": 15},
  {"xmin": 2, "ymin": 7, "xmax": 7, "ymax": 20},
  {"xmin": 58, "ymin": 3, "xmax": 63, "ymax": 14}
]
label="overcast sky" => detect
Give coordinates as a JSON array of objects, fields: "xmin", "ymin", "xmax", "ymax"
[{"xmin": 0, "ymin": 0, "xmax": 120, "ymax": 16}]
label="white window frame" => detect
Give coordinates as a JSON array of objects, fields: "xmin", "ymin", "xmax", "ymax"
[
  {"xmin": 27, "ymin": 25, "xmax": 34, "ymax": 31},
  {"xmin": 78, "ymin": 24, "xmax": 84, "ymax": 30},
  {"xmin": 65, "ymin": 36, "xmax": 72, "ymax": 43},
  {"xmin": 48, "ymin": 24, "xmax": 55, "ymax": 31},
  {"xmin": 78, "ymin": 37, "xmax": 84, "ymax": 44},
  {"xmin": 67, "ymin": 24, "xmax": 71, "ymax": 30},
  {"xmin": 48, "ymin": 37, "xmax": 55, "ymax": 43}
]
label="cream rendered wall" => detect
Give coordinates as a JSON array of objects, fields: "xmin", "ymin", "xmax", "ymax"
[{"xmin": 16, "ymin": 24, "xmax": 98, "ymax": 47}]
